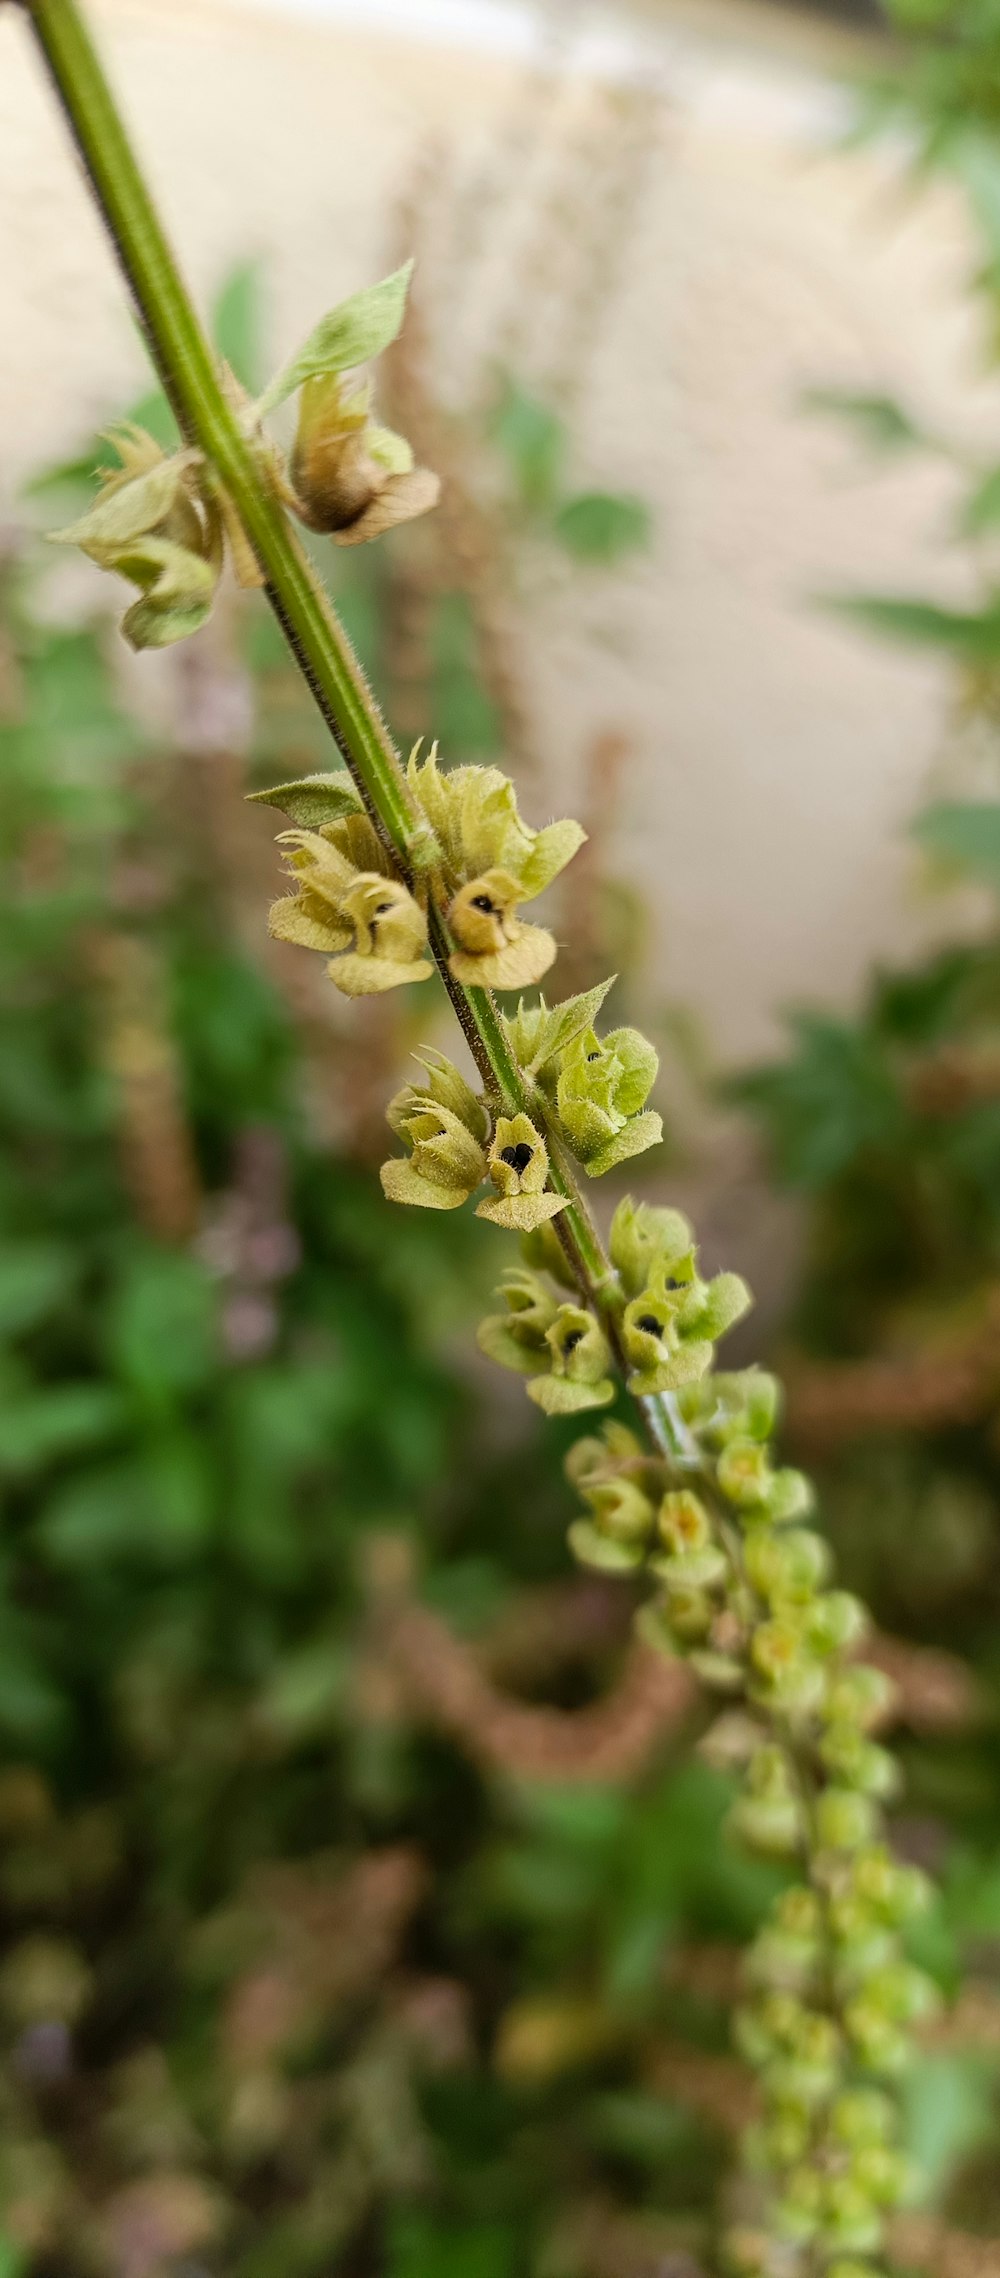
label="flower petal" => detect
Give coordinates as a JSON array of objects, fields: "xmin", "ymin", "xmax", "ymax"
[
  {"xmin": 334, "ymin": 466, "xmax": 440, "ymax": 545},
  {"xmin": 476, "ymin": 1314, "xmax": 550, "ymax": 1375},
  {"xmin": 381, "ymin": 1159, "xmax": 469, "ymax": 1210},
  {"xmin": 587, "ymin": 1111, "xmax": 664, "ymax": 1177},
  {"xmin": 328, "ymin": 954, "xmax": 432, "ymax": 995},
  {"xmin": 449, "ymin": 924, "xmax": 556, "ymax": 992},
  {"xmin": 568, "ymin": 1518, "xmax": 645, "ymax": 1572},
  {"xmin": 528, "ymin": 1375, "xmax": 616, "ymax": 1416},
  {"xmin": 268, "ymin": 894, "xmax": 351, "ymax": 953},
  {"xmin": 475, "ymin": 1193, "xmax": 568, "ymax": 1232}
]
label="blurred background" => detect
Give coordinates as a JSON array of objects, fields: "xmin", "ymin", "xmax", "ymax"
[{"xmin": 3, "ymin": 0, "xmax": 1000, "ymax": 2271}]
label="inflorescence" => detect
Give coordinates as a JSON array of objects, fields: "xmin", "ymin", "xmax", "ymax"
[{"xmin": 57, "ymin": 259, "xmax": 940, "ymax": 2278}]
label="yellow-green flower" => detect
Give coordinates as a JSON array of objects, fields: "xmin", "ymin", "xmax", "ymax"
[
  {"xmin": 527, "ymin": 1303, "xmax": 616, "ymax": 1416},
  {"xmin": 406, "ymin": 744, "xmax": 584, "ymax": 992},
  {"xmin": 381, "ymin": 1050, "xmax": 490, "ymax": 1210},
  {"xmin": 268, "ymin": 824, "xmax": 431, "ymax": 995},
  {"xmin": 254, "ymin": 263, "xmax": 439, "ymax": 547},
  {"xmin": 476, "ymin": 1114, "xmax": 567, "ymax": 1232}
]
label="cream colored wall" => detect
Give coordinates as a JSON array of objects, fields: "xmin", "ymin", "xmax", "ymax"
[{"xmin": 2, "ymin": 0, "xmax": 997, "ymax": 1072}]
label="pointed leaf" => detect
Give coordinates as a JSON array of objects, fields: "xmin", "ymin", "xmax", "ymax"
[
  {"xmin": 257, "ymin": 262, "xmax": 414, "ymax": 416},
  {"xmin": 247, "ymin": 773, "xmax": 363, "ymax": 829}
]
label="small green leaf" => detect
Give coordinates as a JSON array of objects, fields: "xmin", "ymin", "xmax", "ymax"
[
  {"xmin": 247, "ymin": 771, "xmax": 363, "ymax": 828},
  {"xmin": 824, "ymin": 592, "xmax": 1000, "ymax": 658},
  {"xmin": 489, "ymin": 378, "xmax": 566, "ymax": 509},
  {"xmin": 554, "ymin": 491, "xmax": 652, "ymax": 565},
  {"xmin": 801, "ymin": 386, "xmax": 925, "ymax": 451},
  {"xmin": 256, "ymin": 261, "xmax": 414, "ymax": 417}
]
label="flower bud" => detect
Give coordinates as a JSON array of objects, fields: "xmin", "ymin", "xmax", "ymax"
[
  {"xmin": 585, "ymin": 1476, "xmax": 656, "ymax": 1547},
  {"xmin": 814, "ymin": 1788, "xmax": 880, "ymax": 1856},
  {"xmin": 732, "ymin": 1745, "xmax": 806, "ymax": 1860},
  {"xmin": 818, "ymin": 1728, "xmax": 900, "ymax": 1801},
  {"xmin": 476, "ymin": 1115, "xmax": 568, "ymax": 1233},
  {"xmin": 827, "ymin": 2089, "xmax": 896, "ymax": 2151},
  {"xmin": 621, "ymin": 1279, "xmax": 712, "ymax": 1397},
  {"xmin": 476, "ymin": 1271, "xmax": 558, "ymax": 1375},
  {"xmin": 608, "ymin": 1197, "xmax": 694, "ymax": 1298},
  {"xmin": 749, "ymin": 1619, "xmax": 827, "ymax": 1716},
  {"xmin": 651, "ymin": 1489, "xmax": 728, "ymax": 1589},
  {"xmin": 806, "ymin": 1592, "xmax": 869, "ymax": 1658},
  {"xmin": 382, "ymin": 1101, "xmax": 488, "ymax": 1211},
  {"xmin": 823, "ymin": 1665, "xmax": 898, "ymax": 1733},
  {"xmin": 743, "ymin": 1526, "xmax": 830, "ymax": 1606},
  {"xmin": 717, "ymin": 1438, "xmax": 773, "ymax": 1512},
  {"xmin": 816, "ymin": 2176, "xmax": 883, "ymax": 2259}
]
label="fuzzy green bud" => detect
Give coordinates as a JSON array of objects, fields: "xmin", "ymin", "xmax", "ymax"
[
  {"xmin": 556, "ymin": 1027, "xmax": 662, "ymax": 1175},
  {"xmin": 743, "ymin": 1526, "xmax": 830, "ymax": 1606},
  {"xmin": 608, "ymin": 1197, "xmax": 695, "ymax": 1298}
]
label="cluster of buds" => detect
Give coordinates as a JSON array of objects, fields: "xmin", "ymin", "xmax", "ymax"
[
  {"xmin": 54, "ymin": 266, "xmax": 441, "ymax": 657},
  {"xmin": 561, "ymin": 1356, "xmax": 939, "ymax": 2278},
  {"xmin": 507, "ymin": 988, "xmax": 662, "ymax": 1174}
]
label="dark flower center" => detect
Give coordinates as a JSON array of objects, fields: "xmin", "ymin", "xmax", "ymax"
[
  {"xmin": 562, "ymin": 1328, "xmax": 585, "ymax": 1355},
  {"xmin": 471, "ymin": 894, "xmax": 497, "ymax": 914},
  {"xmin": 637, "ymin": 1314, "xmax": 662, "ymax": 1336},
  {"xmin": 587, "ymin": 1051, "xmax": 601, "ymax": 1062},
  {"xmin": 500, "ymin": 1142, "xmax": 534, "ymax": 1175}
]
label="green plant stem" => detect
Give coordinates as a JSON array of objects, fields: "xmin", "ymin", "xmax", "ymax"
[{"xmin": 20, "ymin": 0, "xmax": 686, "ymax": 1458}]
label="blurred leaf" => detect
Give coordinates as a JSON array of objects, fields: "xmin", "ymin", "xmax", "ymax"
[
  {"xmin": 488, "ymin": 378, "xmax": 566, "ymax": 510},
  {"xmin": 960, "ymin": 463, "xmax": 1000, "ymax": 533},
  {"xmin": 0, "ymin": 1384, "xmax": 126, "ymax": 1476},
  {"xmin": 733, "ymin": 1015, "xmax": 906, "ymax": 1188},
  {"xmin": 802, "ymin": 385, "xmax": 926, "ymax": 451},
  {"xmin": 824, "ymin": 592, "xmax": 1000, "ymax": 656},
  {"xmin": 901, "ymin": 2053, "xmax": 999, "ymax": 2202},
  {"xmin": 554, "ymin": 490, "xmax": 652, "ymax": 565},
  {"xmin": 0, "ymin": 1243, "xmax": 75, "ymax": 1338},
  {"xmin": 913, "ymin": 800, "xmax": 1000, "ymax": 890},
  {"xmin": 106, "ymin": 1251, "xmax": 218, "ymax": 1403},
  {"xmin": 212, "ymin": 259, "xmax": 263, "ymax": 394},
  {"xmin": 389, "ymin": 2215, "xmax": 519, "ymax": 2278}
]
